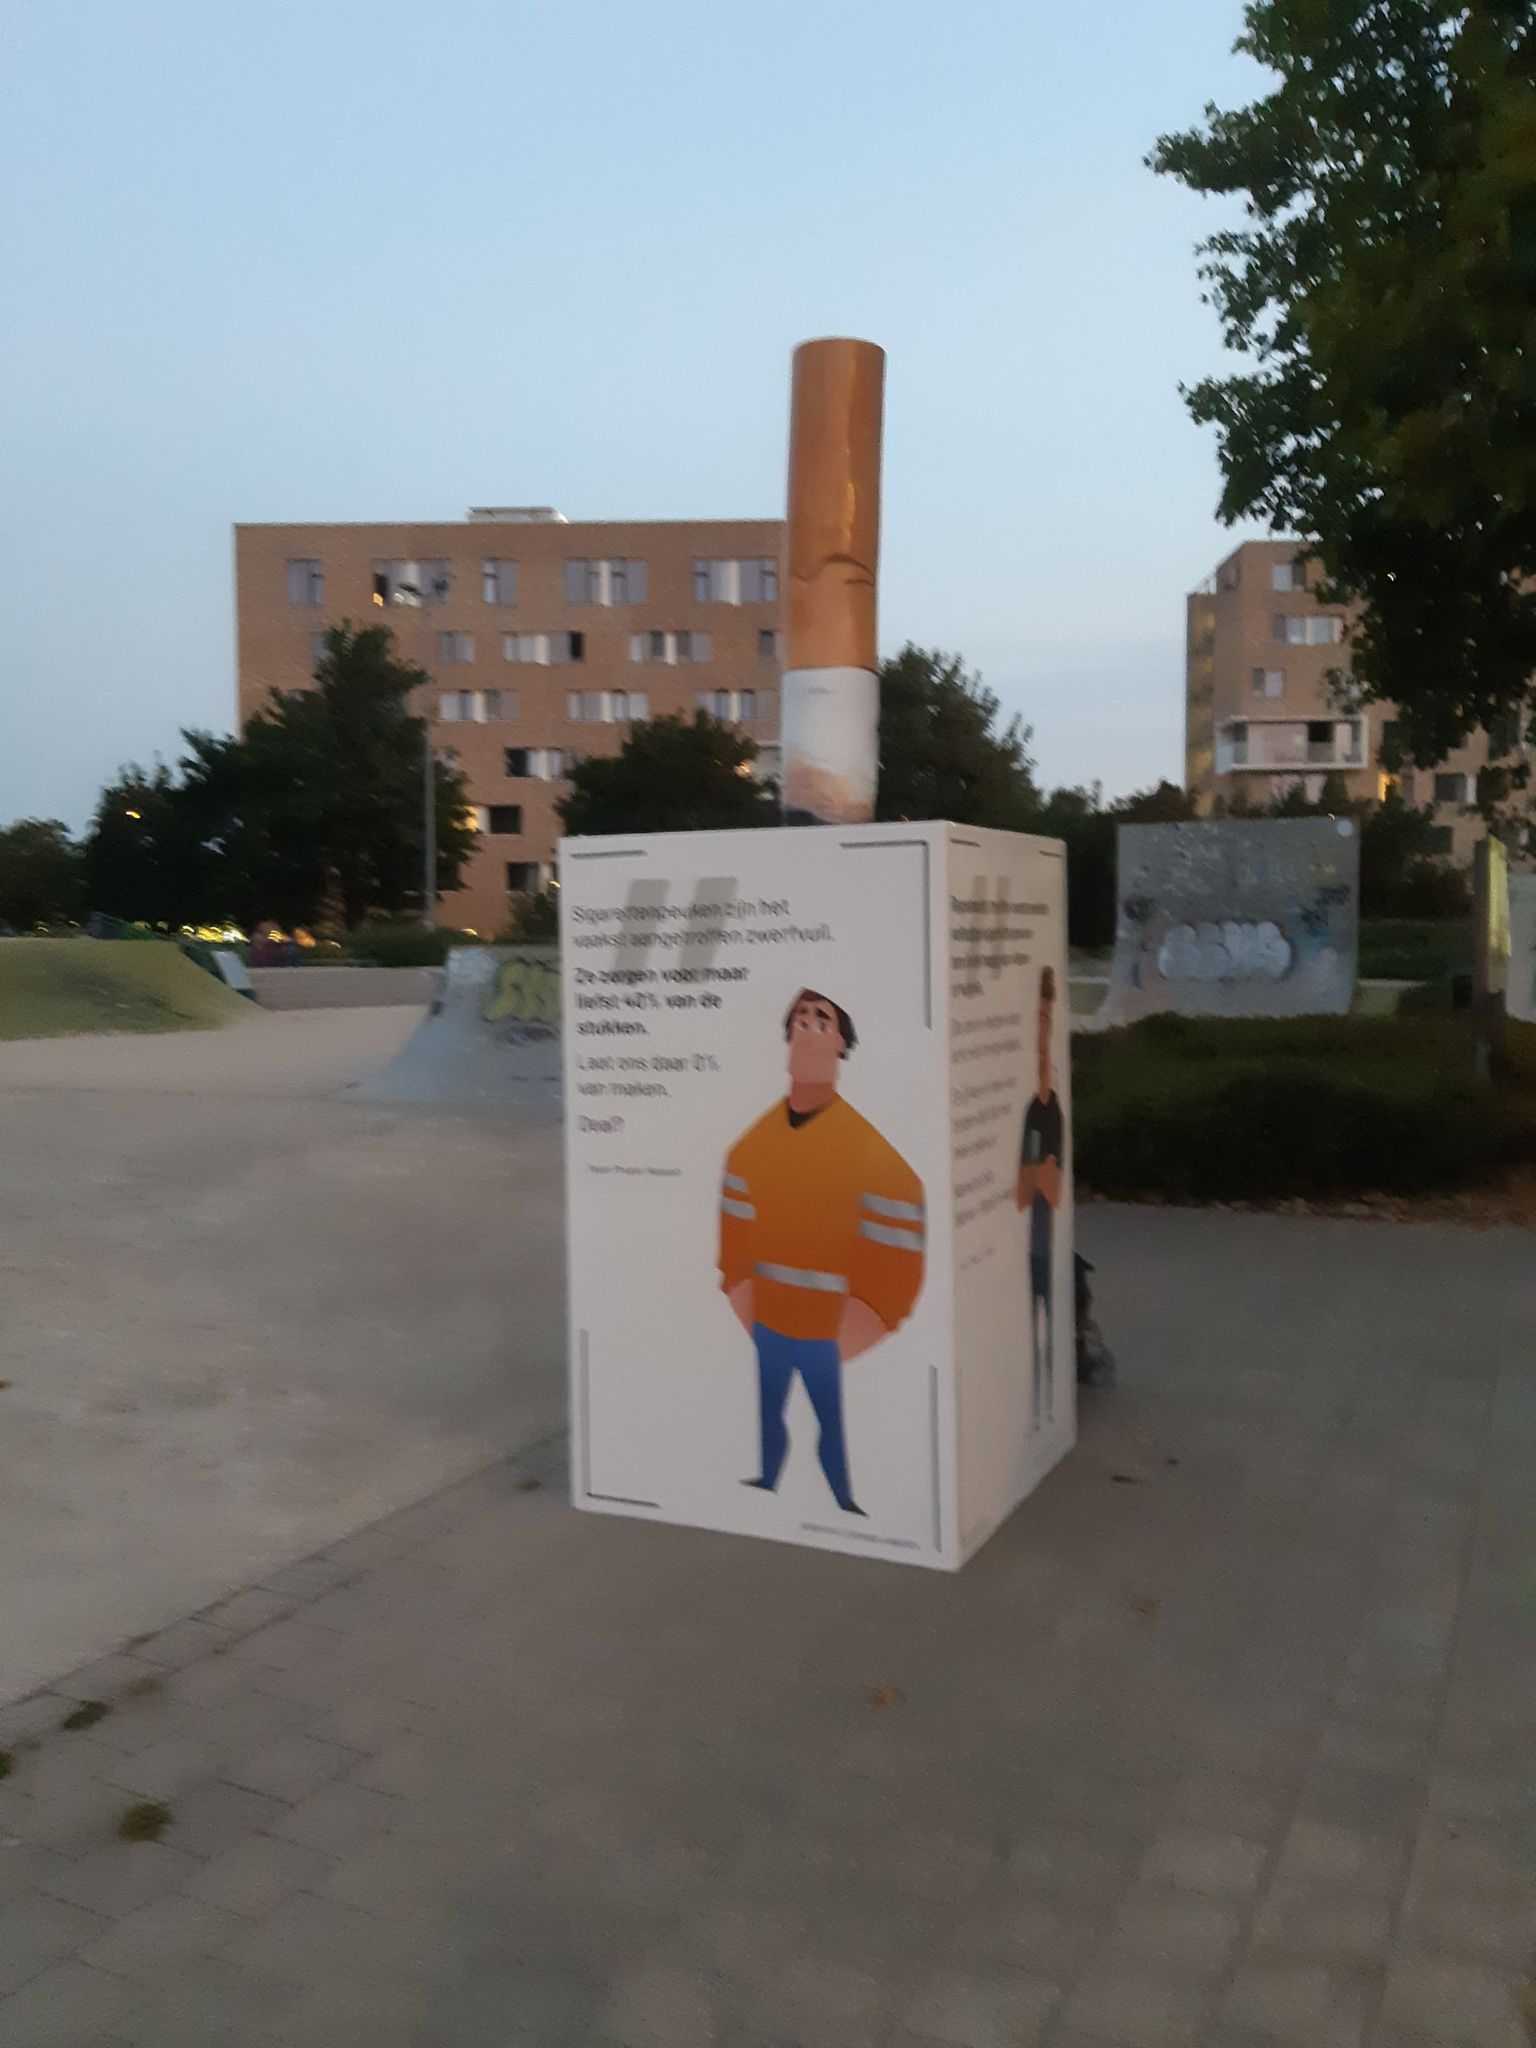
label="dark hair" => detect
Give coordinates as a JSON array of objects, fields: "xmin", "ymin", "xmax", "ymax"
[
  {"xmin": 1039, "ymin": 966, "xmax": 1057, "ymax": 1003},
  {"xmin": 784, "ymin": 988, "xmax": 856, "ymax": 1056}
]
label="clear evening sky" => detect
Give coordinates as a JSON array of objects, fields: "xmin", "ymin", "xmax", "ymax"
[{"xmin": 2, "ymin": 0, "xmax": 1268, "ymax": 830}]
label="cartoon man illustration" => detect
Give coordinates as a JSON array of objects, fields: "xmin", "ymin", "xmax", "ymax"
[
  {"xmin": 1016, "ymin": 965, "xmax": 1064, "ymax": 1430},
  {"xmin": 718, "ymin": 990, "xmax": 925, "ymax": 1515}
]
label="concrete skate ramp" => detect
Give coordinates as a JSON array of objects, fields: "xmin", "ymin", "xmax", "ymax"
[{"xmin": 355, "ymin": 944, "xmax": 562, "ymax": 1111}]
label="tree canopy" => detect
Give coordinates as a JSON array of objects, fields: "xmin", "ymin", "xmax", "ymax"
[
  {"xmin": 556, "ymin": 713, "xmax": 778, "ymax": 836},
  {"xmin": 83, "ymin": 623, "xmax": 474, "ymax": 930},
  {"xmin": 0, "ymin": 819, "xmax": 84, "ymax": 930},
  {"xmin": 876, "ymin": 645, "xmax": 1039, "ymax": 828},
  {"xmin": 1151, "ymin": 1, "xmax": 1536, "ymax": 770}
]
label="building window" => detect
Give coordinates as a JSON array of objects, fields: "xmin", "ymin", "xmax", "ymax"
[
  {"xmin": 481, "ymin": 559, "xmax": 517, "ymax": 606},
  {"xmin": 628, "ymin": 630, "xmax": 713, "ymax": 664},
  {"xmin": 506, "ymin": 861, "xmax": 539, "ymax": 893},
  {"xmin": 1229, "ymin": 721, "xmax": 1249, "ymax": 766},
  {"xmin": 758, "ymin": 628, "xmax": 780, "ymax": 659},
  {"xmin": 567, "ymin": 691, "xmax": 647, "ymax": 723},
  {"xmin": 1425, "ymin": 825, "xmax": 1454, "ymax": 853},
  {"xmin": 1271, "ymin": 559, "xmax": 1306, "ymax": 592},
  {"xmin": 437, "ymin": 689, "xmax": 512, "ymax": 724},
  {"xmin": 504, "ymin": 747, "xmax": 565, "ymax": 780},
  {"xmin": 310, "ymin": 632, "xmax": 330, "ymax": 664},
  {"xmin": 372, "ymin": 559, "xmax": 450, "ymax": 607},
  {"xmin": 286, "ymin": 559, "xmax": 324, "ymax": 606},
  {"xmin": 488, "ymin": 805, "xmax": 523, "ymax": 835},
  {"xmin": 1433, "ymin": 771, "xmax": 1470, "ymax": 806},
  {"xmin": 1488, "ymin": 709, "xmax": 1522, "ymax": 757},
  {"xmin": 503, "ymin": 631, "xmax": 584, "ymax": 664},
  {"xmin": 692, "ymin": 557, "xmax": 779, "ymax": 604},
  {"xmin": 696, "ymin": 689, "xmax": 759, "ymax": 722},
  {"xmin": 436, "ymin": 632, "xmax": 475, "ymax": 664},
  {"xmin": 1251, "ymin": 668, "xmax": 1284, "ymax": 698},
  {"xmin": 1216, "ymin": 558, "xmax": 1241, "ymax": 592},
  {"xmin": 1272, "ymin": 613, "xmax": 1344, "ymax": 646},
  {"xmin": 563, "ymin": 558, "xmax": 648, "ymax": 606},
  {"xmin": 465, "ymin": 805, "xmax": 490, "ymax": 835}
]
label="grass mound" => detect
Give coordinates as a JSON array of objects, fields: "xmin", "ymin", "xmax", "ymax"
[
  {"xmin": 0, "ymin": 938, "xmax": 245, "ymax": 1041},
  {"xmin": 1074, "ymin": 1012, "xmax": 1536, "ymax": 1204}
]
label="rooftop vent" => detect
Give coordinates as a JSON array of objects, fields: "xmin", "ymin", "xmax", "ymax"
[{"xmin": 466, "ymin": 506, "xmax": 568, "ymax": 524}]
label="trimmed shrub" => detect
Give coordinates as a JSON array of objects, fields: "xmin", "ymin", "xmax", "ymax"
[{"xmin": 1074, "ymin": 1014, "xmax": 1535, "ymax": 1203}]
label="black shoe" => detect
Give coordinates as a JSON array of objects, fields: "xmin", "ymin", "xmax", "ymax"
[
  {"xmin": 835, "ymin": 1498, "xmax": 867, "ymax": 1517},
  {"xmin": 741, "ymin": 1477, "xmax": 775, "ymax": 1491}
]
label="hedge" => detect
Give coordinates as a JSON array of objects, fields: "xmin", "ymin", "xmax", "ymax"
[{"xmin": 1073, "ymin": 1013, "xmax": 1536, "ymax": 1204}]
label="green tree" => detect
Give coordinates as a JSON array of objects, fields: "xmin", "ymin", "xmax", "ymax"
[
  {"xmin": 0, "ymin": 819, "xmax": 84, "ymax": 929},
  {"xmin": 84, "ymin": 766, "xmax": 182, "ymax": 925},
  {"xmin": 245, "ymin": 624, "xmax": 474, "ymax": 927},
  {"xmin": 82, "ymin": 625, "xmax": 475, "ymax": 930},
  {"xmin": 1151, "ymin": 2, "xmax": 1536, "ymax": 769},
  {"xmin": 557, "ymin": 713, "xmax": 778, "ymax": 835},
  {"xmin": 876, "ymin": 646, "xmax": 1039, "ymax": 828}
]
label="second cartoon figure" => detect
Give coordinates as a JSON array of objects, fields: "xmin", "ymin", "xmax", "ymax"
[{"xmin": 718, "ymin": 990, "xmax": 926, "ymax": 1515}]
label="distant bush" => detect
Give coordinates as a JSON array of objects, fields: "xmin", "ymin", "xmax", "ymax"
[
  {"xmin": 344, "ymin": 922, "xmax": 484, "ymax": 968},
  {"xmin": 1358, "ymin": 919, "xmax": 1472, "ymax": 983},
  {"xmin": 1074, "ymin": 1013, "xmax": 1535, "ymax": 1203},
  {"xmin": 500, "ymin": 888, "xmax": 559, "ymax": 943}
]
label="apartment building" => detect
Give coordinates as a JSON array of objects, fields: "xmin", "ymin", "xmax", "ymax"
[
  {"xmin": 1186, "ymin": 538, "xmax": 1512, "ymax": 861},
  {"xmin": 235, "ymin": 508, "xmax": 784, "ymax": 933}
]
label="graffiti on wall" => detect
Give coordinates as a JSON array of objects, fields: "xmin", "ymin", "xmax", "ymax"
[
  {"xmin": 481, "ymin": 951, "xmax": 561, "ymax": 1040},
  {"xmin": 1103, "ymin": 819, "xmax": 1360, "ymax": 1023}
]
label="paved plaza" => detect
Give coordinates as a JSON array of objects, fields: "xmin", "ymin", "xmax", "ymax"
[{"xmin": 1, "ymin": 1114, "xmax": 1531, "ymax": 2047}]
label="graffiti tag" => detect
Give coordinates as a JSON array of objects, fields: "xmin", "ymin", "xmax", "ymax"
[
  {"xmin": 1157, "ymin": 920, "xmax": 1293, "ymax": 984},
  {"xmin": 482, "ymin": 955, "xmax": 561, "ymax": 1037}
]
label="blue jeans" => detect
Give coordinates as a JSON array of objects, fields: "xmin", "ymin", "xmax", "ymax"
[
  {"xmin": 751, "ymin": 1324, "xmax": 856, "ymax": 1509},
  {"xmin": 1031, "ymin": 1252, "xmax": 1053, "ymax": 1424}
]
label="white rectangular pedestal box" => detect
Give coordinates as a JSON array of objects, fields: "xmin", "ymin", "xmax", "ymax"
[{"xmin": 560, "ymin": 820, "xmax": 1073, "ymax": 1570}]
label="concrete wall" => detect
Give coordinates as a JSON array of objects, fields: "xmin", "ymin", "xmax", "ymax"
[
  {"xmin": 1104, "ymin": 816, "xmax": 1360, "ymax": 1022},
  {"xmin": 248, "ymin": 966, "xmax": 435, "ymax": 1010}
]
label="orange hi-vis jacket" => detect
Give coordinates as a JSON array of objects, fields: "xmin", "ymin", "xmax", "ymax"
[{"xmin": 717, "ymin": 1096, "xmax": 926, "ymax": 1344}]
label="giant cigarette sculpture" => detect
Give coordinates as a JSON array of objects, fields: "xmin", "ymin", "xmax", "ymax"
[{"xmin": 780, "ymin": 338, "xmax": 886, "ymax": 824}]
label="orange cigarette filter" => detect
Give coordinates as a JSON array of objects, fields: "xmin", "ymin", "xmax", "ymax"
[{"xmin": 785, "ymin": 339, "xmax": 885, "ymax": 674}]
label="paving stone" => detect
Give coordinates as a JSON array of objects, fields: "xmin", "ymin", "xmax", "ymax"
[
  {"xmin": 77, "ymin": 1892, "xmax": 244, "ymax": 1979},
  {"xmin": 1060, "ymin": 1961, "xmax": 1210, "ymax": 2046},
  {"xmin": 0, "ymin": 1890, "xmax": 109, "ymax": 1995},
  {"xmin": 1249, "ymin": 1883, "xmax": 1392, "ymax": 1963},
  {"xmin": 104, "ymin": 1734, "xmax": 220, "ymax": 1801},
  {"xmin": 901, "ymin": 1964, "xmax": 1060, "ymax": 2047},
  {"xmin": 108, "ymin": 1953, "xmax": 295, "ymax": 2046},
  {"xmin": 1381, "ymin": 1954, "xmax": 1528, "ymax": 2038},
  {"xmin": 223, "ymin": 1732, "xmax": 353, "ymax": 1801},
  {"xmin": 1398, "ymin": 1888, "xmax": 1536, "ymax": 1966},
  {"xmin": 127, "ymin": 1619, "xmax": 230, "ymax": 1671},
  {"xmin": 155, "ymin": 1777, "xmax": 286, "ymax": 1858},
  {"xmin": 946, "ymin": 1887, "xmax": 1107, "ymax": 1981},
  {"xmin": 1220, "ymin": 1959, "xmax": 1375, "ymax": 2046},
  {"xmin": 307, "ymin": 1694, "xmax": 425, "ymax": 1755},
  {"xmin": 1165, "ymin": 1774, "xmax": 1292, "ymax": 1843},
  {"xmin": 1006, "ymin": 1825, "xmax": 1139, "ymax": 1903},
  {"xmin": 1139, "ymin": 1828, "xmax": 1268, "ymax": 1897},
  {"xmin": 38, "ymin": 1842, "xmax": 201, "ymax": 1919},
  {"xmin": 0, "ymin": 1958, "xmax": 139, "ymax": 2046},
  {"xmin": 1269, "ymin": 1819, "xmax": 1409, "ymax": 1897},
  {"xmin": 198, "ymin": 1589, "xmax": 295, "ymax": 1635},
  {"xmin": 257, "ymin": 1556, "xmax": 358, "ymax": 1602},
  {"xmin": 51, "ymin": 1655, "xmax": 163, "ymax": 1705},
  {"xmin": 183, "ymin": 1834, "xmax": 335, "ymax": 1918},
  {"xmin": 600, "ymin": 1959, "xmax": 724, "ymax": 2047},
  {"xmin": 218, "ymin": 1617, "xmax": 346, "ymax": 1674},
  {"xmin": 747, "ymin": 1953, "xmax": 894, "ymax": 2048},
  {"xmin": 0, "ymin": 1845, "xmax": 75, "ymax": 1910},
  {"xmin": 1106, "ymin": 1885, "xmax": 1245, "ymax": 1974},
  {"xmin": 270, "ymin": 1779, "xmax": 399, "ymax": 1854},
  {"xmin": 0, "ymin": 1696, "xmax": 71, "ymax": 1746}
]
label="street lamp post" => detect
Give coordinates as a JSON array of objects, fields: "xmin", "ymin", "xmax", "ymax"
[{"xmin": 388, "ymin": 561, "xmax": 445, "ymax": 930}]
